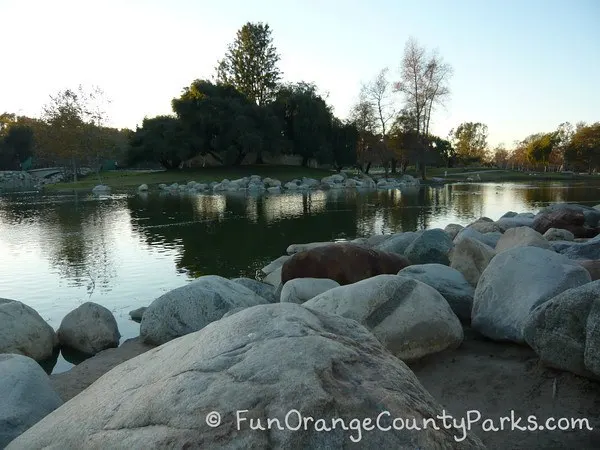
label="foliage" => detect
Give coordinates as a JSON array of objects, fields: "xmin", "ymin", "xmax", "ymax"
[
  {"xmin": 216, "ymin": 22, "xmax": 282, "ymax": 106},
  {"xmin": 449, "ymin": 122, "xmax": 489, "ymax": 163},
  {"xmin": 564, "ymin": 122, "xmax": 600, "ymax": 173},
  {"xmin": 128, "ymin": 116, "xmax": 195, "ymax": 170},
  {"xmin": 525, "ymin": 132, "xmax": 558, "ymax": 169},
  {"xmin": 0, "ymin": 124, "xmax": 35, "ymax": 170}
]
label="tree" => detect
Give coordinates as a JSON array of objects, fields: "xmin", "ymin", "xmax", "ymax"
[
  {"xmin": 449, "ymin": 122, "xmax": 488, "ymax": 164},
  {"xmin": 394, "ymin": 37, "xmax": 452, "ymax": 178},
  {"xmin": 361, "ymin": 68, "xmax": 396, "ymax": 173},
  {"xmin": 492, "ymin": 144, "xmax": 510, "ymax": 168},
  {"xmin": 328, "ymin": 118, "xmax": 358, "ymax": 171},
  {"xmin": 565, "ymin": 123, "xmax": 600, "ymax": 174},
  {"xmin": 172, "ymin": 79, "xmax": 271, "ymax": 166},
  {"xmin": 216, "ymin": 22, "xmax": 282, "ymax": 107},
  {"xmin": 525, "ymin": 132, "xmax": 558, "ymax": 171},
  {"xmin": 128, "ymin": 116, "xmax": 194, "ymax": 169},
  {"xmin": 555, "ymin": 122, "xmax": 574, "ymax": 170},
  {"xmin": 42, "ymin": 85, "xmax": 110, "ymax": 181},
  {"xmin": 0, "ymin": 124, "xmax": 34, "ymax": 170},
  {"xmin": 272, "ymin": 82, "xmax": 333, "ymax": 166},
  {"xmin": 349, "ymin": 95, "xmax": 379, "ymax": 173}
]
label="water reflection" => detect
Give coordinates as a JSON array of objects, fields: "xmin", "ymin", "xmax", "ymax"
[{"xmin": 2, "ymin": 181, "xmax": 600, "ymax": 374}]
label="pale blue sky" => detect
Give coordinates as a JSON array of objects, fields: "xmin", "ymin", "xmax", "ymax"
[{"xmin": 2, "ymin": 0, "xmax": 598, "ymax": 147}]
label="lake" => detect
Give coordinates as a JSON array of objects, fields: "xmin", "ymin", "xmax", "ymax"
[{"xmin": 2, "ymin": 180, "xmax": 600, "ymax": 374}]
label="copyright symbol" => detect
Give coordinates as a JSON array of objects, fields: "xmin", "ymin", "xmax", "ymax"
[{"xmin": 206, "ymin": 411, "xmax": 221, "ymax": 427}]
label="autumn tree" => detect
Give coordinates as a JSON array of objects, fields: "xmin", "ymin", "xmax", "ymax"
[
  {"xmin": 524, "ymin": 132, "xmax": 558, "ymax": 171},
  {"xmin": 394, "ymin": 37, "xmax": 452, "ymax": 178},
  {"xmin": 449, "ymin": 122, "xmax": 488, "ymax": 164},
  {"xmin": 492, "ymin": 143, "xmax": 510, "ymax": 168},
  {"xmin": 349, "ymin": 95, "xmax": 379, "ymax": 173},
  {"xmin": 565, "ymin": 122, "xmax": 600, "ymax": 173},
  {"xmin": 42, "ymin": 85, "xmax": 110, "ymax": 181}
]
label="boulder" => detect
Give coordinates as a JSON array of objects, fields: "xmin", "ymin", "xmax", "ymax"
[
  {"xmin": 537, "ymin": 203, "xmax": 600, "ymax": 228},
  {"xmin": 472, "ymin": 247, "xmax": 591, "ymax": 343},
  {"xmin": 129, "ymin": 307, "xmax": 147, "ymax": 322},
  {"xmin": 374, "ymin": 231, "xmax": 421, "ymax": 255},
  {"xmin": 365, "ymin": 234, "xmax": 394, "ymax": 248},
  {"xmin": 261, "ymin": 255, "xmax": 291, "ymax": 276},
  {"xmin": 454, "ymin": 227, "xmax": 500, "ymax": 249},
  {"xmin": 0, "ymin": 299, "xmax": 58, "ymax": 362},
  {"xmin": 444, "ymin": 224, "xmax": 464, "ymax": 240},
  {"xmin": 398, "ymin": 264, "xmax": 475, "ymax": 323},
  {"xmin": 57, "ymin": 302, "xmax": 121, "ymax": 355},
  {"xmin": 552, "ymin": 235, "xmax": 600, "ymax": 260},
  {"xmin": 466, "ymin": 218, "xmax": 502, "ymax": 234},
  {"xmin": 543, "ymin": 227, "xmax": 575, "ymax": 241},
  {"xmin": 8, "ymin": 303, "xmax": 484, "ymax": 449},
  {"xmin": 494, "ymin": 226, "xmax": 551, "ymax": 253},
  {"xmin": 304, "ymin": 275, "xmax": 463, "ymax": 361},
  {"xmin": 231, "ymin": 278, "xmax": 277, "ymax": 303},
  {"xmin": 0, "ymin": 354, "xmax": 63, "ymax": 448},
  {"xmin": 578, "ymin": 260, "xmax": 600, "ymax": 280},
  {"xmin": 279, "ymin": 278, "xmax": 340, "ymax": 304},
  {"xmin": 495, "ymin": 215, "xmax": 535, "ymax": 232},
  {"xmin": 140, "ymin": 275, "xmax": 268, "ymax": 345},
  {"xmin": 449, "ymin": 238, "xmax": 496, "ymax": 287},
  {"xmin": 263, "ymin": 177, "xmax": 281, "ymax": 188},
  {"xmin": 282, "ymin": 243, "xmax": 410, "ymax": 286},
  {"xmin": 286, "ymin": 241, "xmax": 333, "ymax": 255},
  {"xmin": 404, "ymin": 229, "xmax": 454, "ymax": 265},
  {"xmin": 532, "ymin": 208, "xmax": 599, "ymax": 238},
  {"xmin": 137, "ymin": 184, "xmax": 148, "ymax": 192},
  {"xmin": 91, "ymin": 184, "xmax": 111, "ymax": 195},
  {"xmin": 263, "ymin": 267, "xmax": 282, "ymax": 288},
  {"xmin": 524, "ymin": 280, "xmax": 600, "ymax": 380}
]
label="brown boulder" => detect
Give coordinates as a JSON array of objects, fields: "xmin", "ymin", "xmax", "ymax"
[
  {"xmin": 281, "ymin": 243, "xmax": 410, "ymax": 285},
  {"xmin": 532, "ymin": 210, "xmax": 599, "ymax": 238},
  {"xmin": 578, "ymin": 260, "xmax": 600, "ymax": 281}
]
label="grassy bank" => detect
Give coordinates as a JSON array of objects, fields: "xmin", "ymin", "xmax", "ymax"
[{"xmin": 44, "ymin": 166, "xmax": 337, "ymax": 192}]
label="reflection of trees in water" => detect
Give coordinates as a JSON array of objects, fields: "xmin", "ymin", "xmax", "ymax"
[{"xmin": 1, "ymin": 193, "xmax": 121, "ymax": 292}]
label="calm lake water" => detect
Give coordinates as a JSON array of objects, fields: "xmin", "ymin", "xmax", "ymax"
[{"xmin": 2, "ymin": 181, "xmax": 600, "ymax": 374}]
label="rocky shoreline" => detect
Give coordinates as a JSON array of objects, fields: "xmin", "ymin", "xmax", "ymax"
[{"xmin": 2, "ymin": 202, "xmax": 600, "ymax": 448}]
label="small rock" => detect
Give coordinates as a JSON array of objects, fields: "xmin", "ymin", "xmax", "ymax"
[{"xmin": 280, "ymin": 278, "xmax": 340, "ymax": 304}]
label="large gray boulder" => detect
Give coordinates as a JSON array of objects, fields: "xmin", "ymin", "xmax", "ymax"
[
  {"xmin": 286, "ymin": 241, "xmax": 333, "ymax": 255},
  {"xmin": 404, "ymin": 229, "xmax": 454, "ymax": 265},
  {"xmin": 261, "ymin": 256, "xmax": 291, "ymax": 276},
  {"xmin": 304, "ymin": 275, "xmax": 463, "ymax": 361},
  {"xmin": 57, "ymin": 302, "xmax": 120, "ymax": 355},
  {"xmin": 454, "ymin": 227, "xmax": 500, "ymax": 249},
  {"xmin": 543, "ymin": 227, "xmax": 575, "ymax": 241},
  {"xmin": 449, "ymin": 237, "xmax": 496, "ymax": 287},
  {"xmin": 494, "ymin": 226, "xmax": 551, "ymax": 253},
  {"xmin": 280, "ymin": 278, "xmax": 340, "ymax": 304},
  {"xmin": 231, "ymin": 278, "xmax": 277, "ymax": 303},
  {"xmin": 443, "ymin": 224, "xmax": 464, "ymax": 240},
  {"xmin": 495, "ymin": 214, "xmax": 535, "ymax": 232},
  {"xmin": 7, "ymin": 303, "xmax": 484, "ymax": 449},
  {"xmin": 0, "ymin": 354, "xmax": 63, "ymax": 448},
  {"xmin": 472, "ymin": 247, "xmax": 591, "ymax": 343},
  {"xmin": 524, "ymin": 281, "xmax": 600, "ymax": 380},
  {"xmin": 552, "ymin": 235, "xmax": 600, "ymax": 260},
  {"xmin": 375, "ymin": 231, "xmax": 421, "ymax": 255},
  {"xmin": 466, "ymin": 217, "xmax": 502, "ymax": 234},
  {"xmin": 398, "ymin": 264, "xmax": 475, "ymax": 323},
  {"xmin": 140, "ymin": 275, "xmax": 268, "ymax": 345},
  {"xmin": 0, "ymin": 299, "xmax": 58, "ymax": 362}
]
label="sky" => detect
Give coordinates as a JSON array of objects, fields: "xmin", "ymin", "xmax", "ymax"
[{"xmin": 1, "ymin": 0, "xmax": 599, "ymax": 147}]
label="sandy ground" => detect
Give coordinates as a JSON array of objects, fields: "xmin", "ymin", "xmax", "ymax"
[
  {"xmin": 409, "ymin": 328, "xmax": 600, "ymax": 449},
  {"xmin": 49, "ymin": 330, "xmax": 600, "ymax": 449}
]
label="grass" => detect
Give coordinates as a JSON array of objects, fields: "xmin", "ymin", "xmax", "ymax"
[{"xmin": 43, "ymin": 165, "xmax": 338, "ymax": 192}]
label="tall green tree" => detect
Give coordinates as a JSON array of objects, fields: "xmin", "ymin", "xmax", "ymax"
[
  {"xmin": 449, "ymin": 122, "xmax": 488, "ymax": 163},
  {"xmin": 0, "ymin": 124, "xmax": 34, "ymax": 170},
  {"xmin": 565, "ymin": 122, "xmax": 600, "ymax": 174},
  {"xmin": 525, "ymin": 132, "xmax": 558, "ymax": 171},
  {"xmin": 216, "ymin": 22, "xmax": 282, "ymax": 107},
  {"xmin": 349, "ymin": 95, "xmax": 379, "ymax": 173},
  {"xmin": 128, "ymin": 116, "xmax": 194, "ymax": 169},
  {"xmin": 272, "ymin": 82, "xmax": 333, "ymax": 167}
]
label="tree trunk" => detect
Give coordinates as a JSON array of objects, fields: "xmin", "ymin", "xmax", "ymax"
[
  {"xmin": 365, "ymin": 162, "xmax": 371, "ymax": 174},
  {"xmin": 420, "ymin": 159, "xmax": 427, "ymax": 180},
  {"xmin": 255, "ymin": 151, "xmax": 264, "ymax": 164},
  {"xmin": 301, "ymin": 155, "xmax": 309, "ymax": 167},
  {"xmin": 72, "ymin": 158, "xmax": 78, "ymax": 182},
  {"xmin": 391, "ymin": 159, "xmax": 397, "ymax": 174}
]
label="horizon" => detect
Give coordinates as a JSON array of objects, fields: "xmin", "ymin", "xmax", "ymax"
[{"xmin": 2, "ymin": 0, "xmax": 599, "ymax": 148}]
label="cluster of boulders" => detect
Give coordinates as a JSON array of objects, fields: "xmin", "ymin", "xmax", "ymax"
[
  {"xmin": 141, "ymin": 172, "xmax": 419, "ymax": 195},
  {"xmin": 5, "ymin": 201, "xmax": 600, "ymax": 448},
  {"xmin": 0, "ymin": 300, "xmax": 121, "ymax": 446},
  {"xmin": 0, "ymin": 171, "xmax": 37, "ymax": 192}
]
